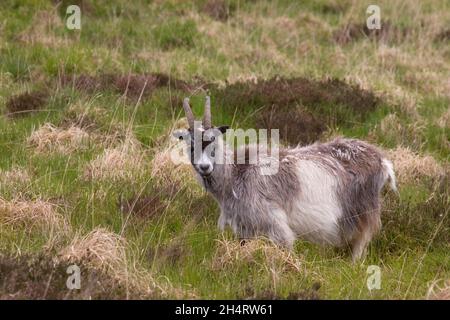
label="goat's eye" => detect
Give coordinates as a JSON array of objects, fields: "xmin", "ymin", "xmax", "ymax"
[
  {"xmin": 211, "ymin": 150, "xmax": 215, "ymax": 157},
  {"xmin": 210, "ymin": 136, "xmax": 215, "ymax": 142},
  {"xmin": 178, "ymin": 136, "xmax": 184, "ymax": 141}
]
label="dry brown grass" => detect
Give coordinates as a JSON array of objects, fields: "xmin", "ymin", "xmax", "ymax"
[
  {"xmin": 58, "ymin": 228, "xmax": 127, "ymax": 272},
  {"xmin": 372, "ymin": 113, "xmax": 425, "ymax": 148},
  {"xmin": 17, "ymin": 10, "xmax": 70, "ymax": 48},
  {"xmin": 58, "ymin": 227, "xmax": 189, "ymax": 298},
  {"xmin": 386, "ymin": 146, "xmax": 445, "ymax": 185},
  {"xmin": 426, "ymin": 280, "xmax": 450, "ymax": 300},
  {"xmin": 0, "ymin": 167, "xmax": 31, "ymax": 193},
  {"xmin": 437, "ymin": 108, "xmax": 450, "ymax": 128},
  {"xmin": 62, "ymin": 100, "xmax": 109, "ymax": 131},
  {"xmin": 212, "ymin": 238, "xmax": 304, "ymax": 274},
  {"xmin": 0, "ymin": 198, "xmax": 69, "ymax": 234},
  {"xmin": 27, "ymin": 123, "xmax": 90, "ymax": 154},
  {"xmin": 83, "ymin": 135, "xmax": 148, "ymax": 182}
]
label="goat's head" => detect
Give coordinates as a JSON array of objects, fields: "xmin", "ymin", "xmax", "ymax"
[{"xmin": 174, "ymin": 96, "xmax": 229, "ymax": 177}]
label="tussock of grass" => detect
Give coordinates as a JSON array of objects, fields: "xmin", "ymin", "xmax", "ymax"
[
  {"xmin": 0, "ymin": 167, "xmax": 31, "ymax": 193},
  {"xmin": 0, "ymin": 198, "xmax": 68, "ymax": 234},
  {"xmin": 58, "ymin": 228, "xmax": 127, "ymax": 272},
  {"xmin": 373, "ymin": 113, "xmax": 425, "ymax": 148},
  {"xmin": 436, "ymin": 108, "xmax": 450, "ymax": 128},
  {"xmin": 212, "ymin": 238, "xmax": 304, "ymax": 274},
  {"xmin": 27, "ymin": 123, "xmax": 90, "ymax": 154},
  {"xmin": 84, "ymin": 135, "xmax": 147, "ymax": 182},
  {"xmin": 62, "ymin": 101, "xmax": 108, "ymax": 131},
  {"xmin": 58, "ymin": 227, "xmax": 188, "ymax": 298},
  {"xmin": 386, "ymin": 146, "xmax": 445, "ymax": 185}
]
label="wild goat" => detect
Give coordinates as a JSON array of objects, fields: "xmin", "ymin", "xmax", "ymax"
[{"xmin": 175, "ymin": 96, "xmax": 397, "ymax": 261}]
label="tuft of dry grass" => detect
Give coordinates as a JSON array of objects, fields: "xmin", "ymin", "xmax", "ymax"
[
  {"xmin": 61, "ymin": 101, "xmax": 109, "ymax": 131},
  {"xmin": 426, "ymin": 280, "xmax": 450, "ymax": 300},
  {"xmin": 0, "ymin": 198, "xmax": 69, "ymax": 234},
  {"xmin": 84, "ymin": 135, "xmax": 148, "ymax": 182},
  {"xmin": 386, "ymin": 146, "xmax": 445, "ymax": 185},
  {"xmin": 0, "ymin": 167, "xmax": 31, "ymax": 193},
  {"xmin": 436, "ymin": 108, "xmax": 450, "ymax": 128},
  {"xmin": 58, "ymin": 228, "xmax": 127, "ymax": 272},
  {"xmin": 373, "ymin": 113, "xmax": 425, "ymax": 148},
  {"xmin": 212, "ymin": 238, "xmax": 304, "ymax": 274},
  {"xmin": 27, "ymin": 123, "xmax": 90, "ymax": 154},
  {"xmin": 58, "ymin": 227, "xmax": 189, "ymax": 298}
]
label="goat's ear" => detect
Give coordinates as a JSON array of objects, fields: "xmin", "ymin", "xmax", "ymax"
[
  {"xmin": 217, "ymin": 125, "xmax": 229, "ymax": 135},
  {"xmin": 172, "ymin": 129, "xmax": 189, "ymax": 141}
]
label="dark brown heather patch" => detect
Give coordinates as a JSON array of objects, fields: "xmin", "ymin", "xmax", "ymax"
[
  {"xmin": 215, "ymin": 77, "xmax": 379, "ymax": 116},
  {"xmin": 59, "ymin": 73, "xmax": 191, "ymax": 100},
  {"xmin": 256, "ymin": 105, "xmax": 326, "ymax": 145},
  {"xmin": 333, "ymin": 21, "xmax": 408, "ymax": 45},
  {"xmin": 213, "ymin": 77, "xmax": 379, "ymax": 140},
  {"xmin": 0, "ymin": 253, "xmax": 157, "ymax": 299},
  {"xmin": 119, "ymin": 184, "xmax": 179, "ymax": 219},
  {"xmin": 147, "ymin": 237, "xmax": 191, "ymax": 267},
  {"xmin": 58, "ymin": 73, "xmax": 101, "ymax": 92},
  {"xmin": 5, "ymin": 91, "xmax": 49, "ymax": 117},
  {"xmin": 120, "ymin": 194, "xmax": 166, "ymax": 219},
  {"xmin": 202, "ymin": 0, "xmax": 234, "ymax": 22},
  {"xmin": 241, "ymin": 282, "xmax": 321, "ymax": 300},
  {"xmin": 435, "ymin": 29, "xmax": 450, "ymax": 42}
]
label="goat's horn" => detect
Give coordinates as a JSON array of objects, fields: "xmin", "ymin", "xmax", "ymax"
[
  {"xmin": 183, "ymin": 98, "xmax": 195, "ymax": 129},
  {"xmin": 203, "ymin": 95, "xmax": 211, "ymax": 129}
]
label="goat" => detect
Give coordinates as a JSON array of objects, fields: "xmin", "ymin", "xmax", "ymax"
[{"xmin": 175, "ymin": 96, "xmax": 397, "ymax": 261}]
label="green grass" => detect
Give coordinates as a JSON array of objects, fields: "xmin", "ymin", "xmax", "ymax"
[{"xmin": 0, "ymin": 0, "xmax": 449, "ymax": 299}]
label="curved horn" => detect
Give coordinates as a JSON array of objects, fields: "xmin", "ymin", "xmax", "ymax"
[
  {"xmin": 183, "ymin": 98, "xmax": 195, "ymax": 129},
  {"xmin": 203, "ymin": 95, "xmax": 211, "ymax": 129}
]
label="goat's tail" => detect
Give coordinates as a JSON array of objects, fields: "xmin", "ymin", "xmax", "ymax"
[{"xmin": 381, "ymin": 158, "xmax": 397, "ymax": 192}]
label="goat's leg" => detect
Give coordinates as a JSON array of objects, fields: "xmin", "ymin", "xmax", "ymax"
[
  {"xmin": 267, "ymin": 208, "xmax": 296, "ymax": 249},
  {"xmin": 217, "ymin": 212, "xmax": 227, "ymax": 231},
  {"xmin": 350, "ymin": 213, "xmax": 381, "ymax": 262}
]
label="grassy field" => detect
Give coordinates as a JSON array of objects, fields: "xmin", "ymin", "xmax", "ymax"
[{"xmin": 0, "ymin": 0, "xmax": 449, "ymax": 299}]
